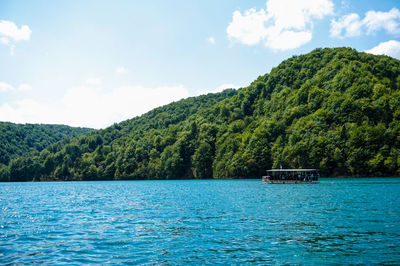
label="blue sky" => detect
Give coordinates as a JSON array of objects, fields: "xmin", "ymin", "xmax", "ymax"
[{"xmin": 0, "ymin": 0, "xmax": 399, "ymax": 128}]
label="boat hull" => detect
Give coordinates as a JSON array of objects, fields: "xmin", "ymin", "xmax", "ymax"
[{"xmin": 263, "ymin": 179, "xmax": 319, "ymax": 184}]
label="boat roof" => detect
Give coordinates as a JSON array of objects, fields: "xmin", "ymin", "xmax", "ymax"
[{"xmin": 267, "ymin": 169, "xmax": 318, "ymax": 172}]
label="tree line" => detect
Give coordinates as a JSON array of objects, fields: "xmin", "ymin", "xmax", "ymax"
[
  {"xmin": 1, "ymin": 47, "xmax": 399, "ymax": 181},
  {"xmin": 0, "ymin": 122, "xmax": 92, "ymax": 166}
]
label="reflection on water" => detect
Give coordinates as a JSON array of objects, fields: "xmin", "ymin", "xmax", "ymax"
[{"xmin": 1, "ymin": 178, "xmax": 400, "ymax": 264}]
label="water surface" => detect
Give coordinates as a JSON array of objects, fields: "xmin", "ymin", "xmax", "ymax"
[{"xmin": 1, "ymin": 178, "xmax": 399, "ymax": 264}]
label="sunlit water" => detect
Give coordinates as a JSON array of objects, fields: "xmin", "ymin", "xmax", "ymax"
[{"xmin": 1, "ymin": 178, "xmax": 399, "ymax": 264}]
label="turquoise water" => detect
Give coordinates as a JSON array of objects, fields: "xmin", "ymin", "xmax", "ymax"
[{"xmin": 1, "ymin": 178, "xmax": 399, "ymax": 264}]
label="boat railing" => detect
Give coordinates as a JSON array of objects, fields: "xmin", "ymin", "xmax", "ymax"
[{"xmin": 263, "ymin": 169, "xmax": 320, "ymax": 183}]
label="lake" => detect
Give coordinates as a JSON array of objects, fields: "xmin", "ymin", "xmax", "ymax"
[{"xmin": 1, "ymin": 178, "xmax": 399, "ymax": 264}]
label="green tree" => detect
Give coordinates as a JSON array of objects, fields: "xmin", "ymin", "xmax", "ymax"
[{"xmin": 193, "ymin": 142, "xmax": 213, "ymax": 178}]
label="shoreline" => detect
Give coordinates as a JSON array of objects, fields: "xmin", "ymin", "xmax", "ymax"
[{"xmin": 1, "ymin": 176, "xmax": 400, "ymax": 183}]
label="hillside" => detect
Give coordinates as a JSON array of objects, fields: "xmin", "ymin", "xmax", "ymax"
[
  {"xmin": 1, "ymin": 47, "xmax": 399, "ymax": 181},
  {"xmin": 0, "ymin": 122, "xmax": 93, "ymax": 166},
  {"xmin": 0, "ymin": 90, "xmax": 237, "ymax": 181}
]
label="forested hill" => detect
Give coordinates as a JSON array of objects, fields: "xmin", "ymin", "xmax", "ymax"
[
  {"xmin": 0, "ymin": 122, "xmax": 93, "ymax": 166},
  {"xmin": 0, "ymin": 90, "xmax": 237, "ymax": 181},
  {"xmin": 1, "ymin": 47, "xmax": 400, "ymax": 181}
]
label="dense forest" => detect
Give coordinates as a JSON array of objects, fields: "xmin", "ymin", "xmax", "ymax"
[
  {"xmin": 0, "ymin": 122, "xmax": 92, "ymax": 166},
  {"xmin": 1, "ymin": 47, "xmax": 399, "ymax": 181}
]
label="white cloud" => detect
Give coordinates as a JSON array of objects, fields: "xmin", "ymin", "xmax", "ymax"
[
  {"xmin": 330, "ymin": 13, "xmax": 363, "ymax": 38},
  {"xmin": 115, "ymin": 66, "xmax": 128, "ymax": 74},
  {"xmin": 60, "ymin": 84, "xmax": 189, "ymax": 128},
  {"xmin": 364, "ymin": 8, "xmax": 400, "ymax": 35},
  {"xmin": 0, "ymin": 82, "xmax": 32, "ymax": 92},
  {"xmin": 0, "ymin": 20, "xmax": 32, "ymax": 55},
  {"xmin": 207, "ymin": 36, "xmax": 216, "ymax": 45},
  {"xmin": 0, "ymin": 99, "xmax": 50, "ymax": 124},
  {"xmin": 227, "ymin": 0, "xmax": 333, "ymax": 51},
  {"xmin": 85, "ymin": 77, "xmax": 102, "ymax": 85},
  {"xmin": 0, "ymin": 20, "xmax": 31, "ymax": 41},
  {"xmin": 331, "ymin": 8, "xmax": 400, "ymax": 38},
  {"xmin": 266, "ymin": 0, "xmax": 333, "ymax": 29},
  {"xmin": 0, "ymin": 83, "xmax": 190, "ymax": 129},
  {"xmin": 0, "ymin": 82, "xmax": 15, "ymax": 92},
  {"xmin": 365, "ymin": 40, "xmax": 400, "ymax": 59},
  {"xmin": 265, "ymin": 30, "xmax": 312, "ymax": 50},
  {"xmin": 227, "ymin": 8, "xmax": 269, "ymax": 45}
]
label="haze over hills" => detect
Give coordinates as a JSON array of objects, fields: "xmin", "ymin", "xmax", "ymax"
[{"xmin": 1, "ymin": 47, "xmax": 399, "ymax": 181}]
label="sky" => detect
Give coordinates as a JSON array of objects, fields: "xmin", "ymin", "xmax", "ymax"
[{"xmin": 0, "ymin": 0, "xmax": 399, "ymax": 129}]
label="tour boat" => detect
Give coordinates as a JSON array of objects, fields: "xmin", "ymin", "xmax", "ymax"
[{"xmin": 262, "ymin": 169, "xmax": 320, "ymax": 184}]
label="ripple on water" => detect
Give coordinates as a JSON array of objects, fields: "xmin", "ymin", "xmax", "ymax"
[{"xmin": 0, "ymin": 178, "xmax": 400, "ymax": 264}]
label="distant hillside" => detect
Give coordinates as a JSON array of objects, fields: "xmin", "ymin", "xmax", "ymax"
[
  {"xmin": 1, "ymin": 47, "xmax": 399, "ymax": 181},
  {"xmin": 0, "ymin": 90, "xmax": 237, "ymax": 181},
  {"xmin": 0, "ymin": 122, "xmax": 93, "ymax": 166}
]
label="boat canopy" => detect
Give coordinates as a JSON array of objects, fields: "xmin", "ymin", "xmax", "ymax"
[
  {"xmin": 267, "ymin": 169, "xmax": 318, "ymax": 172},
  {"xmin": 263, "ymin": 169, "xmax": 319, "ymax": 183}
]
